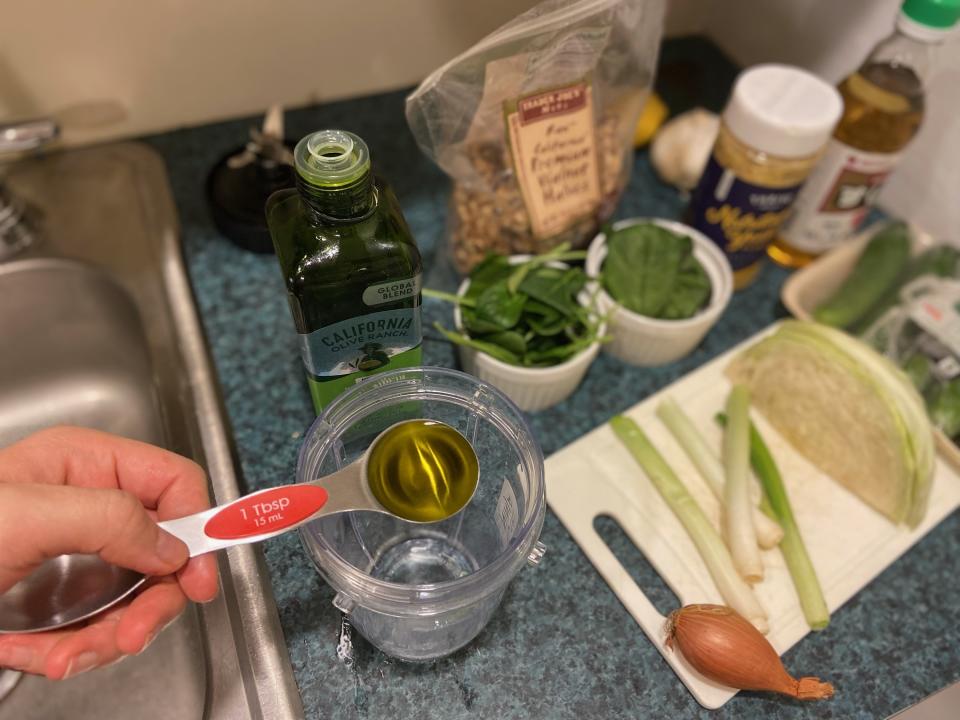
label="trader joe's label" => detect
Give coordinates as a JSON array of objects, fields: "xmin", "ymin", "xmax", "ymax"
[{"xmin": 507, "ymin": 83, "xmax": 601, "ymax": 239}]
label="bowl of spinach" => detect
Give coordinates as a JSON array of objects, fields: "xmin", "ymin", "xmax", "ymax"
[
  {"xmin": 426, "ymin": 244, "xmax": 606, "ymax": 412},
  {"xmin": 585, "ymin": 218, "xmax": 732, "ymax": 366}
]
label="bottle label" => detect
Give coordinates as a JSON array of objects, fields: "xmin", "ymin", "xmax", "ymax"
[
  {"xmin": 689, "ymin": 155, "xmax": 802, "ymax": 270},
  {"xmin": 299, "ymin": 306, "xmax": 421, "ymax": 380},
  {"xmin": 780, "ymin": 140, "xmax": 900, "ymax": 254},
  {"xmin": 362, "ymin": 275, "xmax": 422, "ymax": 306},
  {"xmin": 305, "ymin": 346, "xmax": 422, "ymax": 414},
  {"xmin": 506, "ymin": 82, "xmax": 602, "ymax": 239}
]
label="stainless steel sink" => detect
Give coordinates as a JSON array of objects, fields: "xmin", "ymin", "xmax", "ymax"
[{"xmin": 0, "ymin": 143, "xmax": 303, "ymax": 719}]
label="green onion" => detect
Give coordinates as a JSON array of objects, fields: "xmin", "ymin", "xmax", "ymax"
[
  {"xmin": 722, "ymin": 386, "xmax": 764, "ymax": 583},
  {"xmin": 656, "ymin": 398, "xmax": 784, "ymax": 549},
  {"xmin": 717, "ymin": 413, "xmax": 830, "ymax": 630},
  {"xmin": 610, "ymin": 415, "xmax": 769, "ymax": 633}
]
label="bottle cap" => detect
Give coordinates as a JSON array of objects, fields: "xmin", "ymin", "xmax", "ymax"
[
  {"xmin": 722, "ymin": 65, "xmax": 843, "ymax": 159},
  {"xmin": 899, "ymin": 0, "xmax": 960, "ymax": 40},
  {"xmin": 295, "ymin": 129, "xmax": 371, "ymax": 188}
]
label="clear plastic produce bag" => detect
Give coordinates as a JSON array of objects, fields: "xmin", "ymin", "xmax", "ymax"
[
  {"xmin": 863, "ymin": 275, "xmax": 960, "ymax": 441},
  {"xmin": 405, "ymin": 0, "xmax": 665, "ymax": 273}
]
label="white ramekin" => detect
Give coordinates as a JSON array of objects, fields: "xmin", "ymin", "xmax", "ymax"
[
  {"xmin": 585, "ymin": 218, "xmax": 733, "ymax": 366},
  {"xmin": 452, "ymin": 258, "xmax": 602, "ymax": 413}
]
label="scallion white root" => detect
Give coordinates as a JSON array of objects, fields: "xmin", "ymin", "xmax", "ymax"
[
  {"xmin": 656, "ymin": 397, "xmax": 783, "ymax": 549},
  {"xmin": 611, "ymin": 415, "xmax": 769, "ymax": 633},
  {"xmin": 723, "ymin": 386, "xmax": 764, "ymax": 583}
]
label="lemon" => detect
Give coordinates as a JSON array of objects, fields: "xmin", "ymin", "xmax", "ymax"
[{"xmin": 634, "ymin": 92, "xmax": 668, "ymax": 148}]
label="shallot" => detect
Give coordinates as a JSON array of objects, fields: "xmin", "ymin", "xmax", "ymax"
[{"xmin": 666, "ymin": 604, "xmax": 834, "ymax": 700}]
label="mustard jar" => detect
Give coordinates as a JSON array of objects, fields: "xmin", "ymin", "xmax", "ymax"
[{"xmin": 687, "ymin": 65, "xmax": 842, "ymax": 289}]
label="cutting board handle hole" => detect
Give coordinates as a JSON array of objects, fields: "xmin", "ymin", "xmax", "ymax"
[{"xmin": 593, "ymin": 515, "xmax": 680, "ymax": 617}]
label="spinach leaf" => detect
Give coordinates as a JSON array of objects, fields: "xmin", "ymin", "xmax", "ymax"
[
  {"xmin": 600, "ymin": 223, "xmax": 711, "ymax": 320},
  {"xmin": 659, "ymin": 252, "xmax": 711, "ymax": 320},
  {"xmin": 524, "ymin": 300, "xmax": 567, "ymax": 336},
  {"xmin": 428, "ymin": 246, "xmax": 605, "ymax": 368},
  {"xmin": 601, "ymin": 223, "xmax": 690, "ymax": 316},
  {"xmin": 485, "ymin": 330, "xmax": 527, "ymax": 356},
  {"xmin": 460, "ymin": 307, "xmax": 506, "ymax": 336},
  {"xmin": 467, "ymin": 254, "xmax": 514, "ymax": 296},
  {"xmin": 519, "ymin": 267, "xmax": 585, "ymax": 317},
  {"xmin": 526, "ymin": 332, "xmax": 563, "ymax": 354},
  {"xmin": 474, "ymin": 281, "xmax": 526, "ymax": 330},
  {"xmin": 525, "ymin": 334, "xmax": 598, "ymax": 365},
  {"xmin": 433, "ymin": 323, "xmax": 521, "ymax": 365}
]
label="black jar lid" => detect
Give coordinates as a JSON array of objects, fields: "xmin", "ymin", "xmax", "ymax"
[{"xmin": 206, "ymin": 130, "xmax": 295, "ymax": 254}]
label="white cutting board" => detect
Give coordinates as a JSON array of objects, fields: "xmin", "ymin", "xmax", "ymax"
[{"xmin": 546, "ymin": 324, "xmax": 960, "ymax": 709}]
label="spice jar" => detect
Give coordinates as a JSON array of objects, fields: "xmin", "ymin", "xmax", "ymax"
[{"xmin": 688, "ymin": 65, "xmax": 843, "ymax": 289}]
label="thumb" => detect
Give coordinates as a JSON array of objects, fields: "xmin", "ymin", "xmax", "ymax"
[{"xmin": 0, "ymin": 484, "xmax": 188, "ymax": 592}]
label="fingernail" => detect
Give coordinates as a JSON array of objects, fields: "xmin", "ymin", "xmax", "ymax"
[
  {"xmin": 0, "ymin": 644, "xmax": 33, "ymax": 670},
  {"xmin": 154, "ymin": 529, "xmax": 187, "ymax": 566},
  {"xmin": 63, "ymin": 651, "xmax": 99, "ymax": 679}
]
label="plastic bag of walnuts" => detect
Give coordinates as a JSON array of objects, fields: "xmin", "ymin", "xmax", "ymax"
[{"xmin": 406, "ymin": 0, "xmax": 664, "ymax": 273}]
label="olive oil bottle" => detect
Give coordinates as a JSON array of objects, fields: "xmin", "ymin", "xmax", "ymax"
[
  {"xmin": 769, "ymin": 0, "xmax": 960, "ymax": 267},
  {"xmin": 267, "ymin": 130, "xmax": 423, "ymax": 412}
]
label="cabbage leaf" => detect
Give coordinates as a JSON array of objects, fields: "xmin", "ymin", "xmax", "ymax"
[{"xmin": 727, "ymin": 321, "xmax": 933, "ymax": 527}]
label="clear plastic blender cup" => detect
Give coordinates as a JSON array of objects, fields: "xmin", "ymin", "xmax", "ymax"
[{"xmin": 297, "ymin": 367, "xmax": 546, "ymax": 661}]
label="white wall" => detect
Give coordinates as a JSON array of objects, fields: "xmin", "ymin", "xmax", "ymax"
[
  {"xmin": 0, "ymin": 0, "xmax": 706, "ymax": 146},
  {"xmin": 702, "ymin": 0, "xmax": 902, "ymax": 83},
  {"xmin": 1, "ymin": 0, "xmax": 956, "ymax": 237},
  {"xmin": 0, "ymin": 0, "xmax": 545, "ymax": 145}
]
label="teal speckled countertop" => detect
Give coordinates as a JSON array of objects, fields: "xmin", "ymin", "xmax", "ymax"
[{"xmin": 145, "ymin": 38, "xmax": 960, "ymax": 720}]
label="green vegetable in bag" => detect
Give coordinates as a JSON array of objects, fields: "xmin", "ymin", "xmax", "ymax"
[
  {"xmin": 928, "ymin": 377, "xmax": 960, "ymax": 438},
  {"xmin": 813, "ymin": 222, "xmax": 911, "ymax": 329},
  {"xmin": 903, "ymin": 353, "xmax": 932, "ymax": 394},
  {"xmin": 852, "ymin": 243, "xmax": 960, "ymax": 335}
]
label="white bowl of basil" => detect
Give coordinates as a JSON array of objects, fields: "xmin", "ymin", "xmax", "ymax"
[{"xmin": 585, "ymin": 218, "xmax": 733, "ymax": 366}]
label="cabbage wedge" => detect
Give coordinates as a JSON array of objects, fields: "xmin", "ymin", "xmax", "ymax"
[{"xmin": 726, "ymin": 321, "xmax": 934, "ymax": 528}]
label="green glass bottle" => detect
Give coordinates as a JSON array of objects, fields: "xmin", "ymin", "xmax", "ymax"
[{"xmin": 266, "ymin": 129, "xmax": 423, "ymax": 413}]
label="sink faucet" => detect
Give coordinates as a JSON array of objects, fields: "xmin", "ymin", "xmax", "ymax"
[{"xmin": 0, "ymin": 118, "xmax": 59, "ymax": 260}]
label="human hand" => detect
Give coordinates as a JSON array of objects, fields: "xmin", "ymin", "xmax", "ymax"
[{"xmin": 0, "ymin": 427, "xmax": 219, "ymax": 679}]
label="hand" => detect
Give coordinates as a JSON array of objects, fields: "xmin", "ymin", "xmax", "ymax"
[{"xmin": 0, "ymin": 427, "xmax": 219, "ymax": 680}]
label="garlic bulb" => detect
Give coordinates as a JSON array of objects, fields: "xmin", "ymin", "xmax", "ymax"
[{"xmin": 650, "ymin": 108, "xmax": 720, "ymax": 191}]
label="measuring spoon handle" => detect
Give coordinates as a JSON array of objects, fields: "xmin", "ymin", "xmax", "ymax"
[{"xmin": 158, "ymin": 462, "xmax": 367, "ymax": 557}]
